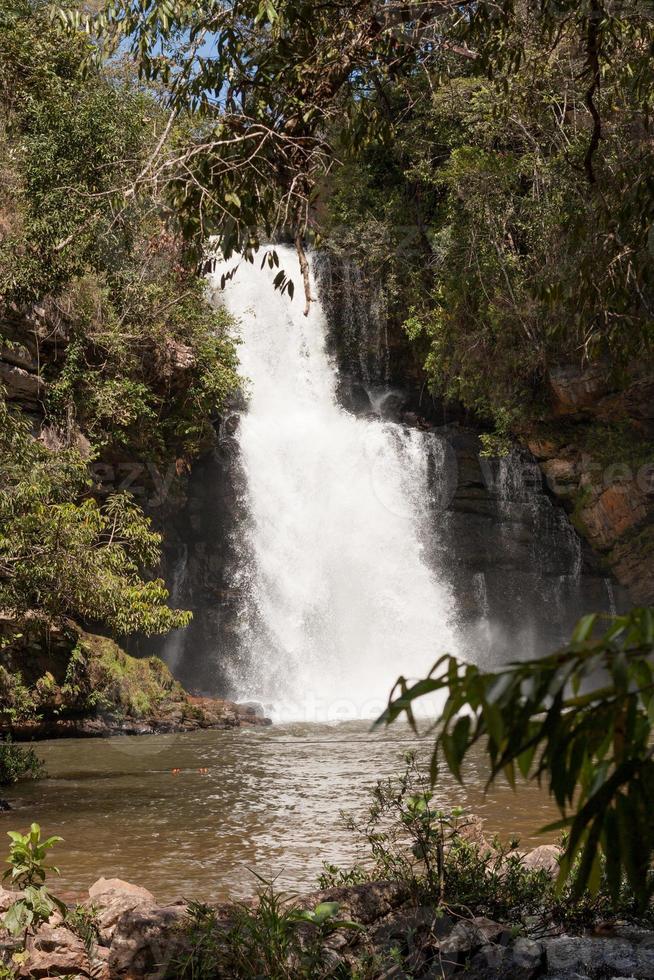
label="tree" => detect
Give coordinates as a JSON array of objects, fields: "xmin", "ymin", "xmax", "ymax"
[
  {"xmin": 0, "ymin": 398, "xmax": 191, "ymax": 635},
  {"xmin": 0, "ymin": 1, "xmax": 242, "ymax": 641},
  {"xmin": 56, "ymin": 0, "xmax": 654, "ymax": 313},
  {"xmin": 379, "ymin": 607, "xmax": 654, "ymax": 908}
]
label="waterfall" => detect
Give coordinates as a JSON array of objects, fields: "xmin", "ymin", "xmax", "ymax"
[{"xmin": 210, "ymin": 247, "xmax": 459, "ymax": 721}]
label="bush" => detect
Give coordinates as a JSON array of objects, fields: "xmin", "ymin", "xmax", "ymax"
[
  {"xmin": 0, "ymin": 401, "xmax": 192, "ymax": 635},
  {"xmin": 0, "ymin": 740, "xmax": 43, "ymax": 787},
  {"xmin": 173, "ymin": 883, "xmax": 359, "ymax": 980},
  {"xmin": 327, "ymin": 753, "xmax": 652, "ymax": 931},
  {"xmin": 381, "ymin": 609, "xmax": 654, "ymax": 910},
  {"xmin": 332, "ymin": 753, "xmax": 552, "ymax": 919}
]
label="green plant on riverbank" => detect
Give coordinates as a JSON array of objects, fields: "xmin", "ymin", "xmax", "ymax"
[
  {"xmin": 325, "ymin": 755, "xmax": 651, "ymax": 938},
  {"xmin": 174, "ymin": 881, "xmax": 360, "ymax": 980},
  {"xmin": 333, "ymin": 754, "xmax": 552, "ymax": 919},
  {"xmin": 2, "ymin": 824, "xmax": 65, "ymax": 949}
]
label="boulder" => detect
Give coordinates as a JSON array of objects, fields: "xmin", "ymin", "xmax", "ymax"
[
  {"xmin": 0, "ymin": 343, "xmax": 38, "ymax": 372},
  {"xmin": 23, "ymin": 923, "xmax": 88, "ymax": 978},
  {"xmin": 39, "ymin": 423, "xmax": 92, "ymax": 458},
  {"xmin": 548, "ymin": 363, "xmax": 611, "ymax": 415},
  {"xmin": 439, "ymin": 916, "xmax": 512, "ymax": 963},
  {"xmin": 468, "ymin": 943, "xmax": 508, "ymax": 977},
  {"xmin": 301, "ymin": 880, "xmax": 410, "ymax": 926},
  {"xmin": 88, "ymin": 878, "xmax": 157, "ymax": 937},
  {"xmin": 541, "ymin": 458, "xmax": 579, "ymax": 495},
  {"xmin": 0, "ymin": 887, "xmax": 22, "ymax": 914},
  {"xmin": 509, "ymin": 937, "xmax": 545, "ymax": 978},
  {"xmin": 525, "ymin": 437, "xmax": 561, "ymax": 461},
  {"xmin": 455, "ymin": 815, "xmax": 490, "ymax": 850},
  {"xmin": 468, "ymin": 938, "xmax": 543, "ymax": 980},
  {"xmin": 0, "ymin": 362, "xmax": 43, "ymax": 403},
  {"xmin": 610, "ymin": 523, "xmax": 654, "ymax": 604},
  {"xmin": 522, "ymin": 844, "xmax": 562, "ymax": 877},
  {"xmin": 370, "ymin": 905, "xmax": 453, "ymax": 973},
  {"xmin": 579, "ymin": 481, "xmax": 648, "ymax": 550},
  {"xmin": 157, "ymin": 339, "xmax": 195, "ymax": 381},
  {"xmin": 108, "ymin": 903, "xmax": 187, "ymax": 979}
]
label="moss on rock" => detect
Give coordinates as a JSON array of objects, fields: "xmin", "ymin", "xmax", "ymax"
[{"xmin": 0, "ymin": 619, "xmax": 269, "ymax": 737}]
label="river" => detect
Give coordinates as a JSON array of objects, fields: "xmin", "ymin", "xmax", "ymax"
[{"xmin": 6, "ymin": 722, "xmax": 557, "ymax": 904}]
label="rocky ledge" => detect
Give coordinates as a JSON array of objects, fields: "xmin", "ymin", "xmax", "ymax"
[
  {"xmin": 5, "ymin": 697, "xmax": 269, "ymax": 740},
  {"xmin": 1, "ymin": 865, "xmax": 653, "ymax": 980},
  {"xmin": 0, "ymin": 619, "xmax": 270, "ymax": 742}
]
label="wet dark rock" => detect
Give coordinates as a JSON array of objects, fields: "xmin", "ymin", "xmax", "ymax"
[
  {"xmin": 467, "ymin": 938, "xmax": 544, "ymax": 980},
  {"xmin": 336, "ymin": 377, "xmax": 374, "ymax": 415},
  {"xmin": 438, "ymin": 916, "xmax": 513, "ymax": 965},
  {"xmin": 507, "ymin": 938, "xmax": 546, "ymax": 978},
  {"xmin": 236, "ymin": 700, "xmax": 272, "ymax": 723},
  {"xmin": 543, "ymin": 934, "xmax": 654, "ymax": 978}
]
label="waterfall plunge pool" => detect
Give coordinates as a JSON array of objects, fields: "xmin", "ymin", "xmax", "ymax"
[{"xmin": 6, "ymin": 722, "xmax": 558, "ymax": 904}]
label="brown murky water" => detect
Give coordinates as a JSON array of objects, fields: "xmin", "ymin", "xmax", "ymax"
[{"xmin": 3, "ymin": 722, "xmax": 558, "ymax": 904}]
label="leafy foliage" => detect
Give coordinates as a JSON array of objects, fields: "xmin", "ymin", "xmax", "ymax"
[
  {"xmin": 333, "ymin": 754, "xmax": 552, "ymax": 919},
  {"xmin": 0, "ymin": 739, "xmax": 43, "ymax": 787},
  {"xmin": 0, "ymin": 0, "xmax": 241, "ymax": 641},
  {"xmin": 326, "ymin": 33, "xmax": 653, "ymax": 425},
  {"xmin": 174, "ymin": 881, "xmax": 360, "ymax": 980},
  {"xmin": 327, "ymin": 754, "xmax": 651, "ymax": 931},
  {"xmin": 2, "ymin": 824, "xmax": 65, "ymax": 940},
  {"xmin": 52, "ymin": 0, "xmax": 654, "ymax": 327},
  {"xmin": 0, "ymin": 400, "xmax": 190, "ymax": 634},
  {"xmin": 41, "ymin": 267, "xmax": 240, "ymax": 462},
  {"xmin": 0, "ymin": 0, "xmax": 241, "ymax": 461},
  {"xmin": 379, "ymin": 609, "xmax": 654, "ymax": 910}
]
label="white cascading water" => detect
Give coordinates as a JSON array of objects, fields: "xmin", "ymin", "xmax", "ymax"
[{"xmin": 210, "ymin": 246, "xmax": 460, "ymax": 721}]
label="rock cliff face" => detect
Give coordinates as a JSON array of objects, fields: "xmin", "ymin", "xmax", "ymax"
[
  {"xmin": 523, "ymin": 368, "xmax": 654, "ymax": 604},
  {"xmin": 317, "ymin": 252, "xmax": 653, "ymax": 610},
  {"xmin": 0, "ymin": 306, "xmax": 50, "ymax": 435},
  {"xmin": 143, "ymin": 430, "xmax": 249, "ymax": 696}
]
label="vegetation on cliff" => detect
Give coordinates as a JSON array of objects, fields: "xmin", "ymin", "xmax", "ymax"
[
  {"xmin": 324, "ymin": 31, "xmax": 653, "ymax": 429},
  {"xmin": 0, "ymin": 0, "xmax": 240, "ymax": 653},
  {"xmin": 0, "ymin": 401, "xmax": 190, "ymax": 635},
  {"xmin": 0, "ymin": 622, "xmax": 188, "ymax": 728}
]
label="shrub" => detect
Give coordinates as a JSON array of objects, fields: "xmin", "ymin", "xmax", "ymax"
[
  {"xmin": 0, "ymin": 740, "xmax": 44, "ymax": 787},
  {"xmin": 328, "ymin": 753, "xmax": 652, "ymax": 931},
  {"xmin": 2, "ymin": 824, "xmax": 65, "ymax": 943},
  {"xmin": 173, "ymin": 880, "xmax": 359, "ymax": 980}
]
